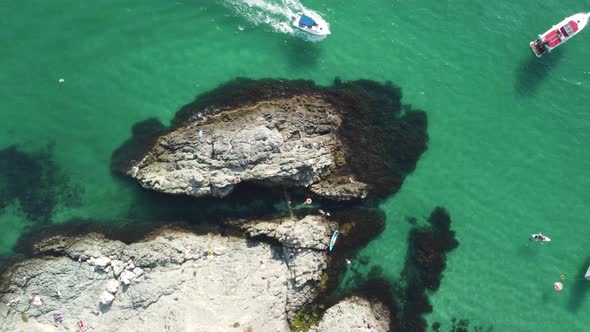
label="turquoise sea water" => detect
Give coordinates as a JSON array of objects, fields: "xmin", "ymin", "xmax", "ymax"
[{"xmin": 2, "ymin": 0, "xmax": 590, "ymax": 330}]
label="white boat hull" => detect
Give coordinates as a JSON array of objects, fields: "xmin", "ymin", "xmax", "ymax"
[
  {"xmin": 529, "ymin": 12, "xmax": 590, "ymax": 57},
  {"xmin": 291, "ymin": 13, "xmax": 330, "ymax": 37}
]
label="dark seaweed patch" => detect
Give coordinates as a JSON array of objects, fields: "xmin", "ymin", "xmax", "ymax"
[
  {"xmin": 398, "ymin": 207, "xmax": 459, "ymax": 332},
  {"xmin": 317, "ymin": 207, "xmax": 386, "ymax": 293},
  {"xmin": 326, "ymin": 79, "xmax": 428, "ymax": 198},
  {"xmin": 121, "ymin": 180, "xmax": 289, "ymax": 225},
  {"xmin": 0, "ymin": 145, "xmax": 82, "ymax": 223},
  {"xmin": 446, "ymin": 318, "xmax": 494, "ymax": 332},
  {"xmin": 111, "ymin": 118, "xmax": 167, "ymax": 173},
  {"xmin": 334, "ymin": 207, "xmax": 459, "ymax": 332}
]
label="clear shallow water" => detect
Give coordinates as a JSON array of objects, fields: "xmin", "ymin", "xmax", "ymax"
[{"xmin": 2, "ymin": 0, "xmax": 590, "ymax": 330}]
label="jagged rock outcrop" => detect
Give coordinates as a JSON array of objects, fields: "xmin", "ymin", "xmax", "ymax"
[
  {"xmin": 126, "ymin": 95, "xmax": 369, "ymax": 200},
  {"xmin": 241, "ymin": 215, "xmax": 337, "ymax": 251},
  {"xmin": 0, "ymin": 223, "xmax": 334, "ymax": 332},
  {"xmin": 239, "ymin": 215, "xmax": 338, "ymax": 318},
  {"xmin": 112, "ymin": 79, "xmax": 428, "ymax": 202},
  {"xmin": 112, "ymin": 79, "xmax": 428, "ymax": 203},
  {"xmin": 310, "ymin": 296, "xmax": 391, "ymax": 332}
]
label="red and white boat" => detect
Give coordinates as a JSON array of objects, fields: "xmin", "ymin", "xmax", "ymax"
[{"xmin": 530, "ymin": 12, "xmax": 590, "ymax": 57}]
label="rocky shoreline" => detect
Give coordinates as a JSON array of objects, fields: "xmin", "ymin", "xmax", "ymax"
[{"xmin": 0, "ymin": 217, "xmax": 389, "ymax": 332}]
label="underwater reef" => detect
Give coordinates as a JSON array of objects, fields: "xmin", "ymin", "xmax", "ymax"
[{"xmin": 0, "ymin": 145, "xmax": 82, "ymax": 223}]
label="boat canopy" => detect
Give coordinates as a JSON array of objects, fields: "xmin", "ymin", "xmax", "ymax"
[
  {"xmin": 560, "ymin": 26, "xmax": 570, "ymax": 37},
  {"xmin": 299, "ymin": 15, "xmax": 316, "ymax": 27},
  {"xmin": 546, "ymin": 30, "xmax": 561, "ymax": 47},
  {"xmin": 560, "ymin": 22, "xmax": 578, "ymax": 37}
]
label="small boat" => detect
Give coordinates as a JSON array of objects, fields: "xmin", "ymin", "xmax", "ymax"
[
  {"xmin": 530, "ymin": 233, "xmax": 551, "ymax": 242},
  {"xmin": 329, "ymin": 230, "xmax": 338, "ymax": 251},
  {"xmin": 530, "ymin": 13, "xmax": 590, "ymax": 57},
  {"xmin": 585, "ymin": 265, "xmax": 590, "ymax": 280},
  {"xmin": 291, "ymin": 12, "xmax": 330, "ymax": 37}
]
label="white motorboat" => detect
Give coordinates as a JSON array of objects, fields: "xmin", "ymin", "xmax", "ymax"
[
  {"xmin": 291, "ymin": 12, "xmax": 330, "ymax": 36},
  {"xmin": 530, "ymin": 12, "xmax": 590, "ymax": 57}
]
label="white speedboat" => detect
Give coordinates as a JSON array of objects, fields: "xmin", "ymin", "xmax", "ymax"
[
  {"xmin": 530, "ymin": 12, "xmax": 590, "ymax": 57},
  {"xmin": 291, "ymin": 12, "xmax": 330, "ymax": 36}
]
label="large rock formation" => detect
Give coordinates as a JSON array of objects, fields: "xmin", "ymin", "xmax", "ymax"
[
  {"xmin": 0, "ymin": 218, "xmax": 334, "ymax": 332},
  {"xmin": 311, "ymin": 296, "xmax": 391, "ymax": 332},
  {"xmin": 239, "ymin": 215, "xmax": 338, "ymax": 318},
  {"xmin": 113, "ymin": 79, "xmax": 428, "ymax": 202},
  {"xmin": 127, "ymin": 95, "xmax": 368, "ymax": 200}
]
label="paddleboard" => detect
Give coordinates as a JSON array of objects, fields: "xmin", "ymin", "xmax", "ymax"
[
  {"xmin": 531, "ymin": 233, "xmax": 551, "ymax": 242},
  {"xmin": 329, "ymin": 231, "xmax": 338, "ymax": 251}
]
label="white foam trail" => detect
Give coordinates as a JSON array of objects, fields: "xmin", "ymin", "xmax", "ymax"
[{"xmin": 222, "ymin": 0, "xmax": 327, "ymax": 40}]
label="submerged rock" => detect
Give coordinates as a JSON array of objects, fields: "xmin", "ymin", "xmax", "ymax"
[
  {"xmin": 0, "ymin": 225, "xmax": 334, "ymax": 331},
  {"xmin": 0, "ymin": 145, "xmax": 82, "ymax": 224}
]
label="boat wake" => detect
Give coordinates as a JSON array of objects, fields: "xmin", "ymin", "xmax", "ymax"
[{"xmin": 222, "ymin": 0, "xmax": 328, "ymax": 41}]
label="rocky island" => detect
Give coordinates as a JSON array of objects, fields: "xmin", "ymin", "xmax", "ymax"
[
  {"xmin": 129, "ymin": 95, "xmax": 370, "ymax": 201},
  {"xmin": 113, "ymin": 78, "xmax": 427, "ymax": 202}
]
